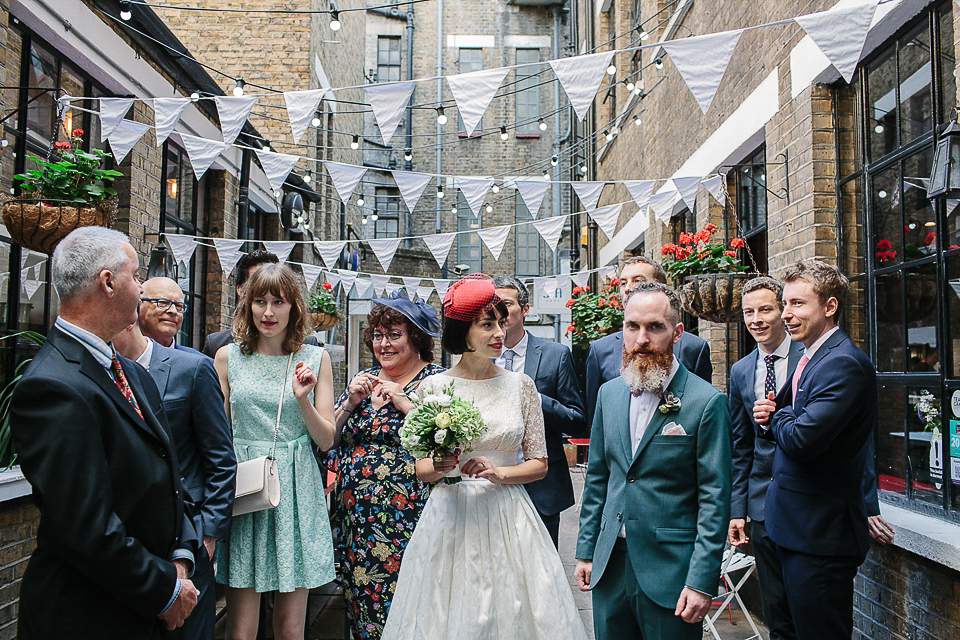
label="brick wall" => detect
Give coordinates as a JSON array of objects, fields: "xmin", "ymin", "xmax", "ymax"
[{"xmin": 0, "ymin": 497, "xmax": 38, "ymax": 640}]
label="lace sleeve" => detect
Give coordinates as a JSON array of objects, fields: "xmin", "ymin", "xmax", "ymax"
[{"xmin": 519, "ymin": 374, "xmax": 547, "ymax": 460}]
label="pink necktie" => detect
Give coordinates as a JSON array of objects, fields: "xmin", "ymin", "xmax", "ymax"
[{"xmin": 791, "ymin": 354, "xmax": 810, "ymax": 407}]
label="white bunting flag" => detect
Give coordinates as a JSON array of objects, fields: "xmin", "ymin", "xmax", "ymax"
[
  {"xmin": 152, "ymin": 98, "xmax": 190, "ymax": 146},
  {"xmin": 370, "ymin": 274, "xmax": 390, "ymax": 297},
  {"xmin": 701, "ymin": 174, "xmax": 727, "ymax": 205},
  {"xmin": 477, "ymin": 225, "xmax": 511, "ymax": 261},
  {"xmin": 107, "ymin": 119, "xmax": 151, "ymax": 164},
  {"xmin": 338, "ymin": 270, "xmax": 358, "ymax": 296},
  {"xmin": 255, "ymin": 149, "xmax": 300, "ymax": 193},
  {"xmin": 24, "ymin": 272, "xmax": 40, "ymax": 300},
  {"xmin": 163, "ymin": 233, "xmax": 199, "ymax": 266},
  {"xmin": 649, "ymin": 190, "xmax": 680, "ymax": 223},
  {"xmin": 661, "ymin": 30, "xmax": 744, "ymax": 114},
  {"xmin": 214, "ymin": 96, "xmax": 258, "ymax": 145},
  {"xmin": 313, "ymin": 240, "xmax": 346, "ymax": 270},
  {"xmin": 532, "ymin": 277, "xmax": 547, "ymax": 297},
  {"xmin": 446, "ymin": 68, "xmax": 510, "ymax": 136},
  {"xmin": 213, "ymin": 239, "xmax": 245, "ymax": 277},
  {"xmin": 572, "ymin": 181, "xmax": 606, "ymax": 212},
  {"xmin": 262, "ymin": 241, "xmax": 296, "ymax": 264},
  {"xmin": 433, "ymin": 279, "xmax": 451, "ymax": 300},
  {"xmin": 532, "ymin": 216, "xmax": 567, "ymax": 253},
  {"xmin": 324, "ymin": 161, "xmax": 368, "ymax": 204},
  {"xmin": 98, "ymin": 98, "xmax": 135, "ymax": 140},
  {"xmin": 422, "ymin": 232, "xmax": 456, "ymax": 269},
  {"xmin": 588, "ymin": 203, "xmax": 623, "ymax": 240},
  {"xmin": 794, "ymin": 0, "xmax": 879, "ymax": 83},
  {"xmin": 392, "ymin": 171, "xmax": 433, "ymax": 213},
  {"xmin": 672, "ymin": 177, "xmax": 702, "ymax": 212},
  {"xmin": 549, "ymin": 51, "xmax": 616, "ymax": 122},
  {"xmin": 354, "ymin": 277, "xmax": 373, "ymax": 298},
  {"xmin": 179, "ymin": 133, "xmax": 226, "ymax": 181},
  {"xmin": 457, "ymin": 177, "xmax": 494, "ymax": 217},
  {"xmin": 401, "ymin": 277, "xmax": 421, "ymax": 292},
  {"xmin": 325, "ymin": 271, "xmax": 342, "ymax": 292},
  {"xmin": 416, "ymin": 285, "xmax": 434, "ymax": 302},
  {"xmin": 514, "ymin": 179, "xmax": 551, "ymax": 218},
  {"xmin": 300, "ymin": 263, "xmax": 324, "ymax": 291},
  {"xmin": 364, "ymin": 81, "xmax": 417, "ymax": 144},
  {"xmin": 539, "ymin": 277, "xmax": 559, "ymax": 298},
  {"xmin": 625, "ymin": 180, "xmax": 657, "ymax": 211},
  {"xmin": 284, "ymin": 89, "xmax": 327, "ymax": 144},
  {"xmin": 601, "ymin": 266, "xmax": 618, "ymax": 282},
  {"xmin": 571, "ymin": 271, "xmax": 590, "ymax": 289},
  {"xmin": 385, "ymin": 282, "xmax": 402, "ymax": 295},
  {"xmin": 367, "ymin": 238, "xmax": 402, "ymax": 271},
  {"xmin": 555, "ymin": 274, "xmax": 570, "ymax": 292}
]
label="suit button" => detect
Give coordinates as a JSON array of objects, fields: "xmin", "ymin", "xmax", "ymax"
[
  {"xmin": 158, "ymin": 447, "xmax": 167, "ymax": 458},
  {"xmin": 174, "ymin": 490, "xmax": 180, "ymax": 498},
  {"xmin": 627, "ymin": 476, "xmax": 635, "ymax": 483},
  {"xmin": 617, "ymin": 513, "xmax": 622, "ymax": 522}
]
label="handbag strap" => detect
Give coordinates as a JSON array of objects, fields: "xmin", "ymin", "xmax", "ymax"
[{"xmin": 270, "ymin": 353, "xmax": 294, "ymax": 459}]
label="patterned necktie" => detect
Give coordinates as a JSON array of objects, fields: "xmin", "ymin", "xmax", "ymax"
[
  {"xmin": 791, "ymin": 354, "xmax": 810, "ymax": 408},
  {"xmin": 502, "ymin": 349, "xmax": 515, "ymax": 371},
  {"xmin": 763, "ymin": 354, "xmax": 778, "ymax": 398},
  {"xmin": 111, "ymin": 354, "xmax": 144, "ymax": 420}
]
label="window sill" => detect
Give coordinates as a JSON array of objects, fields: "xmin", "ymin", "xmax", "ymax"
[
  {"xmin": 514, "ymin": 132, "xmax": 540, "ymax": 139},
  {"xmin": 0, "ymin": 466, "xmax": 31, "ymax": 503},
  {"xmin": 879, "ymin": 502, "xmax": 960, "ymax": 571}
]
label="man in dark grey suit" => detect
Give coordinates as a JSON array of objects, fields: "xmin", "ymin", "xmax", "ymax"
[
  {"xmin": 494, "ymin": 276, "xmax": 586, "ymax": 547},
  {"xmin": 115, "ymin": 320, "xmax": 237, "ymax": 640},
  {"xmin": 585, "ymin": 256, "xmax": 712, "ymax": 426}
]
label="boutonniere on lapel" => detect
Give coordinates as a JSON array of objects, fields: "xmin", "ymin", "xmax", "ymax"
[{"xmin": 658, "ymin": 391, "xmax": 682, "ymax": 414}]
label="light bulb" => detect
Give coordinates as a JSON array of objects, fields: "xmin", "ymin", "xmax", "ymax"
[
  {"xmin": 120, "ymin": 1, "xmax": 131, "ymax": 20},
  {"xmin": 655, "ymin": 57, "xmax": 663, "ymax": 70},
  {"xmin": 485, "ymin": 204, "xmax": 493, "ymax": 213},
  {"xmin": 606, "ymin": 63, "xmax": 617, "ymax": 76},
  {"xmin": 451, "ymin": 205, "xmax": 458, "ymax": 214},
  {"xmin": 350, "ymin": 135, "xmax": 359, "ymax": 150},
  {"xmin": 538, "ymin": 118, "xmax": 547, "ymax": 131},
  {"xmin": 633, "ymin": 114, "xmax": 641, "ymax": 126},
  {"xmin": 0, "ymin": 139, "xmax": 8, "ymax": 148},
  {"xmin": 233, "ymin": 78, "xmax": 245, "ymax": 97},
  {"xmin": 604, "ymin": 129, "xmax": 613, "ymax": 142},
  {"xmin": 311, "ymin": 115, "xmax": 322, "ymax": 127},
  {"xmin": 625, "ymin": 80, "xmax": 635, "ymax": 92},
  {"xmin": 303, "ymin": 173, "xmax": 311, "ymax": 184},
  {"xmin": 437, "ymin": 187, "xmax": 445, "ymax": 199},
  {"xmin": 361, "ymin": 216, "xmax": 368, "ymax": 225},
  {"xmin": 579, "ymin": 164, "xmax": 587, "ymax": 175},
  {"xmin": 500, "ymin": 126, "xmax": 508, "ymax": 141},
  {"xmin": 491, "ymin": 184, "xmax": 499, "ymax": 193},
  {"xmin": 542, "ymin": 170, "xmax": 551, "ymax": 180},
  {"xmin": 190, "ymin": 91, "xmax": 200, "ymax": 102},
  {"xmin": 330, "ymin": 10, "xmax": 341, "ymax": 31},
  {"xmin": 436, "ymin": 106, "xmax": 447, "ymax": 125},
  {"xmin": 403, "ymin": 148, "xmax": 412, "ymax": 161},
  {"xmin": 878, "ymin": 190, "xmax": 887, "ymax": 199},
  {"xmin": 875, "ymin": 124, "xmax": 884, "ymax": 134},
  {"xmin": 551, "ymin": 155, "xmax": 558, "ymax": 166},
  {"xmin": 633, "ymin": 86, "xmax": 642, "ymax": 96},
  {"xmin": 371, "ymin": 212, "xmax": 378, "ymax": 221},
  {"xmin": 639, "ymin": 30, "xmax": 649, "ymax": 41},
  {"xmin": 262, "ymin": 142, "xmax": 271, "ymax": 152}
]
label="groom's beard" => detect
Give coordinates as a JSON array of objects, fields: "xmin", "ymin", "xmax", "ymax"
[{"xmin": 621, "ymin": 344, "xmax": 673, "ymax": 395}]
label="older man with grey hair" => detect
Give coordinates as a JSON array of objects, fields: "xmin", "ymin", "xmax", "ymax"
[
  {"xmin": 10, "ymin": 227, "xmax": 200, "ymax": 640},
  {"xmin": 493, "ymin": 275, "xmax": 585, "ymax": 547}
]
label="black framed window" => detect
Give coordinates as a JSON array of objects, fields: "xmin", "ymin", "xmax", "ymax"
[
  {"xmin": 457, "ymin": 196, "xmax": 482, "ymax": 273},
  {"xmin": 457, "ymin": 49, "xmax": 483, "ymax": 134},
  {"xmin": 373, "ymin": 188, "xmax": 400, "ymax": 238},
  {"xmin": 515, "ymin": 49, "xmax": 541, "ymax": 134},
  {"xmin": 377, "ymin": 36, "xmax": 401, "ymax": 83},
  {"xmin": 515, "ymin": 194, "xmax": 539, "ymax": 276}
]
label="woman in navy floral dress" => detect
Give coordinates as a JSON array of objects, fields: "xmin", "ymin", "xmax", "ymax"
[{"xmin": 332, "ymin": 290, "xmax": 443, "ymax": 639}]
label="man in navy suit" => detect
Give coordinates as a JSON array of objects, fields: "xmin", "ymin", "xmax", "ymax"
[
  {"xmin": 115, "ymin": 319, "xmax": 237, "ymax": 640},
  {"xmin": 140, "ymin": 277, "xmax": 203, "ymax": 355},
  {"xmin": 494, "ymin": 276, "xmax": 586, "ymax": 547},
  {"xmin": 754, "ymin": 260, "xmax": 885, "ymax": 640},
  {"xmin": 585, "ymin": 256, "xmax": 712, "ymax": 426}
]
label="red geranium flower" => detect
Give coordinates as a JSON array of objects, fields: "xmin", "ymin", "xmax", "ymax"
[
  {"xmin": 950, "ymin": 245, "xmax": 960, "ymax": 250},
  {"xmin": 322, "ymin": 281, "xmax": 333, "ymax": 290},
  {"xmin": 565, "ymin": 298, "xmax": 574, "ymax": 308},
  {"xmin": 925, "ymin": 232, "xmax": 936, "ymax": 246},
  {"xmin": 71, "ymin": 128, "xmax": 84, "ymax": 138},
  {"xmin": 572, "ymin": 286, "xmax": 584, "ymax": 295},
  {"xmin": 565, "ymin": 324, "xmax": 575, "ymax": 335},
  {"xmin": 679, "ymin": 232, "xmax": 694, "ymax": 245},
  {"xmin": 730, "ymin": 237, "xmax": 746, "ymax": 249},
  {"xmin": 724, "ymin": 250, "xmax": 738, "ymax": 258},
  {"xmin": 876, "ymin": 239, "xmax": 893, "ymax": 250},
  {"xmin": 53, "ymin": 141, "xmax": 70, "ymax": 149},
  {"xmin": 704, "ymin": 223, "xmax": 719, "ymax": 234},
  {"xmin": 610, "ymin": 277, "xmax": 620, "ymax": 286},
  {"xmin": 693, "ymin": 230, "xmax": 711, "ymax": 245}
]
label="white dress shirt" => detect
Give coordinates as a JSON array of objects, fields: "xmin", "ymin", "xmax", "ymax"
[
  {"xmin": 805, "ymin": 325, "xmax": 840, "ymax": 360},
  {"xmin": 496, "ymin": 330, "xmax": 528, "ymax": 373},
  {"xmin": 136, "ymin": 338, "xmax": 155, "ymax": 372},
  {"xmin": 753, "ymin": 335, "xmax": 792, "ymax": 402}
]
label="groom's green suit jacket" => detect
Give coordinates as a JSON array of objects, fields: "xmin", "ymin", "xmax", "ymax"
[{"xmin": 575, "ymin": 365, "xmax": 731, "ymax": 608}]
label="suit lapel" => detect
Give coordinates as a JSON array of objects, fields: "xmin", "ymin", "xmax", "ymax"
[
  {"xmin": 149, "ymin": 344, "xmax": 173, "ymax": 397},
  {"xmin": 746, "ymin": 348, "xmax": 760, "ymax": 406},
  {"xmin": 796, "ymin": 328, "xmax": 846, "ymax": 396},
  {"xmin": 609, "ymin": 378, "xmax": 634, "ymax": 464},
  {"xmin": 631, "ymin": 365, "xmax": 689, "ymax": 465},
  {"xmin": 125, "ymin": 362, "xmax": 171, "ymax": 446},
  {"xmin": 523, "ymin": 333, "xmax": 542, "ymax": 379}
]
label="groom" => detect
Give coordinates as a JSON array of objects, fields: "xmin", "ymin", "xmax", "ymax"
[{"xmin": 575, "ymin": 282, "xmax": 730, "ymax": 640}]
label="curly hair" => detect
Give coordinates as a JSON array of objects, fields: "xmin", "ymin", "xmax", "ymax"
[
  {"xmin": 232, "ymin": 263, "xmax": 312, "ymax": 355},
  {"xmin": 362, "ymin": 305, "xmax": 435, "ymax": 362}
]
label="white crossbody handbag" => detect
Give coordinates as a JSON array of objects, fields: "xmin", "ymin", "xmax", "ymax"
[{"xmin": 232, "ymin": 353, "xmax": 293, "ymax": 516}]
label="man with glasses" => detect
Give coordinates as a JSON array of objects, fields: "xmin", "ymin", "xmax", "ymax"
[{"xmin": 140, "ymin": 277, "xmax": 202, "ymax": 355}]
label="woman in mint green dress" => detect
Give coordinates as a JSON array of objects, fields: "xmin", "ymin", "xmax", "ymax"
[{"xmin": 213, "ymin": 263, "xmax": 337, "ymax": 640}]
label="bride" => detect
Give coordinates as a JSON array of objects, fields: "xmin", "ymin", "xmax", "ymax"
[{"xmin": 382, "ymin": 274, "xmax": 589, "ymax": 640}]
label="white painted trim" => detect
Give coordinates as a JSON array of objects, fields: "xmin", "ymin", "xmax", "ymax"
[
  {"xmin": 880, "ymin": 502, "xmax": 960, "ymax": 572},
  {"xmin": 446, "ymin": 35, "xmax": 496, "ymax": 49},
  {"xmin": 0, "ymin": 467, "xmax": 31, "ymax": 503},
  {"xmin": 504, "ymin": 35, "xmax": 552, "ymax": 49},
  {"xmin": 598, "ymin": 0, "xmax": 613, "ymax": 13}
]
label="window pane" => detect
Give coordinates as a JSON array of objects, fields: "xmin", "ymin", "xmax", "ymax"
[
  {"xmin": 903, "ymin": 266, "xmax": 939, "ymax": 372},
  {"xmin": 515, "ymin": 195, "xmax": 539, "ymax": 276},
  {"xmin": 164, "ymin": 147, "xmax": 180, "ymax": 221},
  {"xmin": 515, "ymin": 49, "xmax": 540, "ymax": 133},
  {"xmin": 946, "ymin": 197, "xmax": 960, "ymax": 250},
  {"xmin": 59, "ymin": 64, "xmax": 85, "ymax": 144},
  {"xmin": 19, "ymin": 250, "xmax": 49, "ymax": 333},
  {"xmin": 738, "ymin": 149, "xmax": 767, "ymax": 234},
  {"xmin": 457, "ymin": 196, "xmax": 482, "ymax": 272},
  {"xmin": 871, "ymin": 165, "xmax": 901, "ymax": 267},
  {"xmin": 898, "ymin": 24, "xmax": 933, "ymax": 146},
  {"xmin": 875, "ymin": 270, "xmax": 905, "ymax": 372},
  {"xmin": 940, "ymin": 7, "xmax": 957, "ymax": 124},
  {"xmin": 27, "ymin": 42, "xmax": 58, "ymax": 145},
  {"xmin": 902, "ymin": 147, "xmax": 936, "ymax": 262},
  {"xmin": 377, "ymin": 36, "xmax": 401, "ymax": 83},
  {"xmin": 876, "ymin": 385, "xmax": 906, "ymax": 497},
  {"xmin": 907, "ymin": 386, "xmax": 943, "ymax": 506},
  {"xmin": 945, "ymin": 253, "xmax": 960, "ymax": 378},
  {"xmin": 840, "ymin": 177, "xmax": 865, "ymax": 275},
  {"xmin": 867, "ymin": 46, "xmax": 897, "ymax": 161}
]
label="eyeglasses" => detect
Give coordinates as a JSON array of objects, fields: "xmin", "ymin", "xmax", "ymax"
[
  {"xmin": 142, "ymin": 297, "xmax": 188, "ymax": 313},
  {"xmin": 372, "ymin": 330, "xmax": 405, "ymax": 344}
]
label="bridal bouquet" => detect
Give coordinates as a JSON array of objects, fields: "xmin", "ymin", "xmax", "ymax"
[{"xmin": 400, "ymin": 380, "xmax": 485, "ymax": 484}]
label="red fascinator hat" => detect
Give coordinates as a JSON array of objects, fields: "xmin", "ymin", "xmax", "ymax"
[{"xmin": 442, "ymin": 273, "xmax": 501, "ymax": 321}]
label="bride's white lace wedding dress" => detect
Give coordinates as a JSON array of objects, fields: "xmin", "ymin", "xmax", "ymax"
[{"xmin": 382, "ymin": 370, "xmax": 589, "ymax": 640}]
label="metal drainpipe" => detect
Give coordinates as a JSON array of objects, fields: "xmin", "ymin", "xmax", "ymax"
[
  {"xmin": 437, "ymin": 0, "xmax": 448, "ymax": 368},
  {"xmin": 237, "ymin": 147, "xmax": 251, "ymax": 248},
  {"xmin": 552, "ymin": 6, "xmax": 566, "ymax": 343},
  {"xmin": 405, "ymin": 7, "xmax": 415, "ymax": 172}
]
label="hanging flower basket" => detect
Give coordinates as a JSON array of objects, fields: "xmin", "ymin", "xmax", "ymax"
[
  {"xmin": 679, "ymin": 272, "xmax": 754, "ymax": 323},
  {"xmin": 311, "ymin": 312, "xmax": 338, "ymax": 331},
  {"xmin": 1, "ymin": 198, "xmax": 116, "ymax": 255}
]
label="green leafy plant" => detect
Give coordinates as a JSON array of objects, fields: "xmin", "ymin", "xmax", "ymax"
[
  {"xmin": 564, "ymin": 279, "xmax": 623, "ymax": 348},
  {"xmin": 13, "ymin": 129, "xmax": 122, "ymax": 205},
  {"xmin": 0, "ymin": 330, "xmax": 46, "ymax": 470},
  {"xmin": 308, "ymin": 281, "xmax": 338, "ymax": 315},
  {"xmin": 660, "ymin": 223, "xmax": 750, "ymax": 280}
]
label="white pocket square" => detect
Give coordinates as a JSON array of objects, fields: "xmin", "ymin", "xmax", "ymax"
[{"xmin": 660, "ymin": 422, "xmax": 687, "ymax": 436}]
